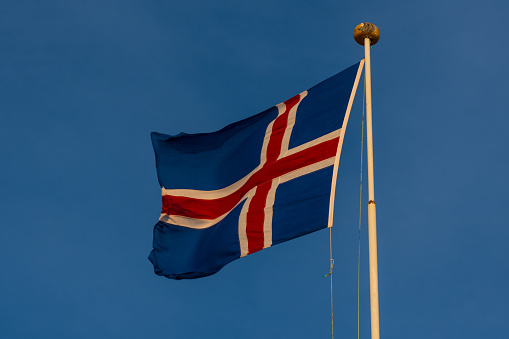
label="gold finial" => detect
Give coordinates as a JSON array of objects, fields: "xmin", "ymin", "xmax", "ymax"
[{"xmin": 353, "ymin": 23, "xmax": 380, "ymax": 45}]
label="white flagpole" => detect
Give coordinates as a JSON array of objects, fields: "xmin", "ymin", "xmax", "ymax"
[{"xmin": 354, "ymin": 22, "xmax": 381, "ymax": 339}]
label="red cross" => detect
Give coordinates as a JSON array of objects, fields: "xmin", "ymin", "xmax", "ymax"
[{"xmin": 160, "ymin": 93, "xmax": 340, "ymax": 256}]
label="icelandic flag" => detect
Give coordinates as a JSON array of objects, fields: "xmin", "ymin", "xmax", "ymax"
[{"xmin": 149, "ymin": 62, "xmax": 364, "ymax": 280}]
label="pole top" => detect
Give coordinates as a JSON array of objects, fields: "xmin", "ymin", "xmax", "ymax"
[{"xmin": 353, "ymin": 23, "xmax": 380, "ymax": 46}]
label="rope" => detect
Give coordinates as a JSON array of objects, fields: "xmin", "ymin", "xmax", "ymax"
[
  {"xmin": 357, "ymin": 74, "xmax": 366, "ymax": 339},
  {"xmin": 326, "ymin": 67, "xmax": 368, "ymax": 339},
  {"xmin": 326, "ymin": 228, "xmax": 334, "ymax": 338}
]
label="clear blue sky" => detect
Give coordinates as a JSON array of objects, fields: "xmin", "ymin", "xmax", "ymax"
[{"xmin": 1, "ymin": 1, "xmax": 508, "ymax": 338}]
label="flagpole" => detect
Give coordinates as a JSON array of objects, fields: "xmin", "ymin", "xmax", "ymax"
[{"xmin": 354, "ymin": 22, "xmax": 381, "ymax": 339}]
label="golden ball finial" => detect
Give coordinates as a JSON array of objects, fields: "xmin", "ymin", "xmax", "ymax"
[{"xmin": 353, "ymin": 23, "xmax": 380, "ymax": 46}]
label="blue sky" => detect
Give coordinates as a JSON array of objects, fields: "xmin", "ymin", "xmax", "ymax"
[{"xmin": 1, "ymin": 1, "xmax": 508, "ymax": 338}]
